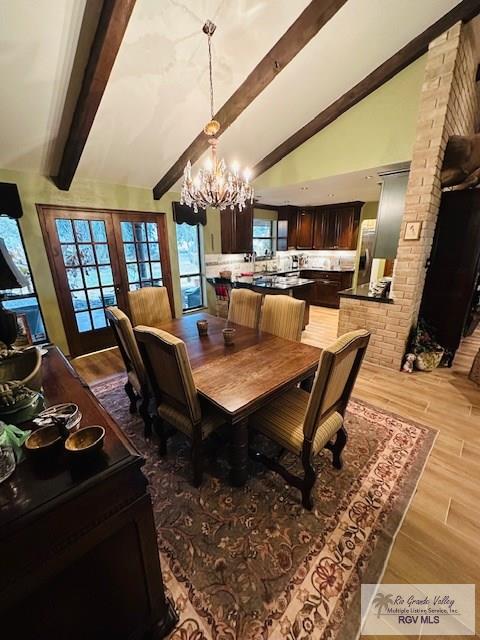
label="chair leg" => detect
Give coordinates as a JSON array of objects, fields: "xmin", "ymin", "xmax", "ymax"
[
  {"xmin": 139, "ymin": 397, "xmax": 152, "ymax": 439},
  {"xmin": 154, "ymin": 416, "xmax": 168, "ymax": 456},
  {"xmin": 331, "ymin": 427, "xmax": 347, "ymax": 470},
  {"xmin": 301, "ymin": 456, "xmax": 316, "ymax": 511},
  {"xmin": 191, "ymin": 431, "xmax": 203, "ymax": 488},
  {"xmin": 124, "ymin": 381, "xmax": 137, "ymax": 414}
]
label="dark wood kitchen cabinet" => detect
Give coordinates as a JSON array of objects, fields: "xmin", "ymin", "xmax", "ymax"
[
  {"xmin": 296, "ymin": 209, "xmax": 315, "ymax": 249},
  {"xmin": 297, "ymin": 270, "xmax": 353, "ymax": 308},
  {"xmin": 314, "ymin": 202, "xmax": 362, "ymax": 250},
  {"xmin": 221, "ymin": 204, "xmax": 253, "ymax": 253}
]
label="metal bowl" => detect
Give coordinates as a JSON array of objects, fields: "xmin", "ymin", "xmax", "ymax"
[
  {"xmin": 25, "ymin": 425, "xmax": 63, "ymax": 456},
  {"xmin": 35, "ymin": 403, "xmax": 82, "ymax": 434},
  {"xmin": 0, "ymin": 390, "xmax": 45, "ymax": 425},
  {"xmin": 65, "ymin": 425, "xmax": 105, "ymax": 455}
]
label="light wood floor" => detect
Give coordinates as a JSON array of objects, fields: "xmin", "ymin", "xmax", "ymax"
[{"xmin": 73, "ymin": 306, "xmax": 480, "ymax": 636}]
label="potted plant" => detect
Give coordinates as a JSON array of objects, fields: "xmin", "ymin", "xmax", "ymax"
[{"xmin": 409, "ymin": 320, "xmax": 445, "ymax": 371}]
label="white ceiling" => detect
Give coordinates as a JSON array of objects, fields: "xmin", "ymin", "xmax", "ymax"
[
  {"xmin": 77, "ymin": 0, "xmax": 310, "ymax": 186},
  {"xmin": 255, "ymin": 163, "xmax": 412, "ymax": 206},
  {"xmin": 189, "ymin": 0, "xmax": 460, "ymax": 183},
  {"xmin": 0, "ymin": 0, "xmax": 88, "ymax": 173},
  {"xmin": 0, "ymin": 0, "xmax": 464, "ymax": 191}
]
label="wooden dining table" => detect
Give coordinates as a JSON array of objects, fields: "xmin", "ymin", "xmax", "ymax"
[{"xmin": 155, "ymin": 312, "xmax": 322, "ymax": 486}]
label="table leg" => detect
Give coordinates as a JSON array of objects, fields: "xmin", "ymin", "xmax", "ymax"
[
  {"xmin": 300, "ymin": 374, "xmax": 315, "ymax": 392},
  {"xmin": 230, "ymin": 417, "xmax": 249, "ymax": 487}
]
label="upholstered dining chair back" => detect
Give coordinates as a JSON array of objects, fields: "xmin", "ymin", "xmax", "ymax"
[
  {"xmin": 303, "ymin": 330, "xmax": 370, "ymax": 440},
  {"xmin": 106, "ymin": 306, "xmax": 145, "ymax": 386},
  {"xmin": 128, "ymin": 286, "xmax": 172, "ymax": 327},
  {"xmin": 228, "ymin": 288, "xmax": 262, "ymax": 329},
  {"xmin": 260, "ymin": 294, "xmax": 305, "ymax": 342},
  {"xmin": 134, "ymin": 326, "xmax": 201, "ymax": 425}
]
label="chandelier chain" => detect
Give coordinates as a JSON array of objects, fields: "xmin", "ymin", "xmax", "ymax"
[{"xmin": 208, "ymin": 33, "xmax": 214, "ymax": 120}]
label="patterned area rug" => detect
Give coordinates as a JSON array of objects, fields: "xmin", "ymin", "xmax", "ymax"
[{"xmin": 91, "ymin": 376, "xmax": 436, "ymax": 640}]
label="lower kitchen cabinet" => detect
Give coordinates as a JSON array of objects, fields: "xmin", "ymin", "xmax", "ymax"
[{"xmin": 296, "ymin": 270, "xmax": 353, "ymax": 308}]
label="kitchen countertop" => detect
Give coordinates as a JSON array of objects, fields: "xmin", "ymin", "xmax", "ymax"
[
  {"xmin": 339, "ymin": 283, "xmax": 393, "ymax": 304},
  {"xmin": 257, "ymin": 267, "xmax": 354, "ymax": 275},
  {"xmin": 234, "ymin": 275, "xmax": 315, "ymax": 290}
]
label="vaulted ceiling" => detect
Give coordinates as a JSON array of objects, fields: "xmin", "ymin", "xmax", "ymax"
[{"xmin": 0, "ymin": 0, "xmax": 473, "ymax": 195}]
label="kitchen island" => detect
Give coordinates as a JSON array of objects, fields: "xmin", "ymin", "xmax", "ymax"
[{"xmin": 233, "ymin": 274, "xmax": 315, "ymax": 328}]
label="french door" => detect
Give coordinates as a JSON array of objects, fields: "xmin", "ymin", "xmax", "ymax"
[{"xmin": 38, "ymin": 205, "xmax": 173, "ymax": 357}]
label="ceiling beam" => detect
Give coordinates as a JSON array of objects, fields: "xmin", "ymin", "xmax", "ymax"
[
  {"xmin": 152, "ymin": 0, "xmax": 349, "ymax": 200},
  {"xmin": 252, "ymin": 0, "xmax": 480, "ymax": 180},
  {"xmin": 53, "ymin": 0, "xmax": 136, "ymax": 191}
]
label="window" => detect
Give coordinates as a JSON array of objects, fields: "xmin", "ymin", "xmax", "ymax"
[
  {"xmin": 253, "ymin": 219, "xmax": 275, "ymax": 257},
  {"xmin": 0, "ymin": 216, "xmax": 47, "ymax": 343},
  {"xmin": 176, "ymin": 223, "xmax": 204, "ymax": 311}
]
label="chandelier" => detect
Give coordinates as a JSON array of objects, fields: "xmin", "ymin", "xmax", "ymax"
[{"xmin": 180, "ymin": 20, "xmax": 254, "ymax": 213}]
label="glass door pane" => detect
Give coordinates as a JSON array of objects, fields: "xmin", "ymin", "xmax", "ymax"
[
  {"xmin": 55, "ymin": 218, "xmax": 116, "ymax": 333},
  {"xmin": 119, "ymin": 221, "xmax": 163, "ymax": 290}
]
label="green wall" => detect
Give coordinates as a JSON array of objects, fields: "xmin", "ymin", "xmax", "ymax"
[
  {"xmin": 254, "ymin": 56, "xmax": 426, "ymax": 190},
  {"xmin": 0, "ymin": 169, "xmax": 219, "ymax": 354}
]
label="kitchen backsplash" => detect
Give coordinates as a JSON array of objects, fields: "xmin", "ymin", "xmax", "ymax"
[{"xmin": 205, "ymin": 250, "xmax": 356, "ymax": 277}]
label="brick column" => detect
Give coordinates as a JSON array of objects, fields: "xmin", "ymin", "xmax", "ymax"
[
  {"xmin": 339, "ymin": 21, "xmax": 479, "ymax": 369},
  {"xmin": 391, "ymin": 21, "xmax": 479, "ymax": 368}
]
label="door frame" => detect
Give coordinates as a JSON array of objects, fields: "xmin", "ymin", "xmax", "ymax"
[{"xmin": 36, "ymin": 204, "xmax": 174, "ymax": 356}]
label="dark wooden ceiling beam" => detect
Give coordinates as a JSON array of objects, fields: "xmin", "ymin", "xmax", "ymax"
[
  {"xmin": 53, "ymin": 0, "xmax": 136, "ymax": 191},
  {"xmin": 152, "ymin": 0, "xmax": 349, "ymax": 200},
  {"xmin": 252, "ymin": 0, "xmax": 480, "ymax": 179}
]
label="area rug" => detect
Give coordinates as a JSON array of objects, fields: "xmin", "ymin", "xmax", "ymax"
[{"xmin": 91, "ymin": 376, "xmax": 436, "ymax": 640}]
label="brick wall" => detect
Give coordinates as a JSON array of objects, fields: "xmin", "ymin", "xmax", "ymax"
[{"xmin": 338, "ymin": 21, "xmax": 479, "ymax": 369}]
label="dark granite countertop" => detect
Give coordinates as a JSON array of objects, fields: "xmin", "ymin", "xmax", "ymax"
[
  {"xmin": 256, "ymin": 267, "xmax": 354, "ymax": 276},
  {"xmin": 234, "ymin": 276, "xmax": 315, "ymax": 291},
  {"xmin": 339, "ymin": 283, "xmax": 393, "ymax": 304}
]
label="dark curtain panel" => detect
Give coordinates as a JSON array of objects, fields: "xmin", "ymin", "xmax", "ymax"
[
  {"xmin": 172, "ymin": 201, "xmax": 206, "ymax": 226},
  {"xmin": 0, "ymin": 183, "xmax": 23, "ymax": 219}
]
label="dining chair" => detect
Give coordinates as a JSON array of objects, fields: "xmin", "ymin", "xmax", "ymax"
[
  {"xmin": 260, "ymin": 294, "xmax": 305, "ymax": 341},
  {"xmin": 134, "ymin": 325, "xmax": 224, "ymax": 486},
  {"xmin": 127, "ymin": 286, "xmax": 172, "ymax": 327},
  {"xmin": 105, "ymin": 306, "xmax": 151, "ymax": 437},
  {"xmin": 249, "ymin": 329, "xmax": 370, "ymax": 509},
  {"xmin": 228, "ymin": 288, "xmax": 262, "ymax": 329}
]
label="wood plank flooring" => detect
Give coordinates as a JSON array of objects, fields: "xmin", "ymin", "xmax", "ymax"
[{"xmin": 73, "ymin": 306, "xmax": 480, "ymax": 634}]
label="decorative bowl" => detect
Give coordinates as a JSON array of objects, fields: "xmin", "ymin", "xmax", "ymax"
[
  {"xmin": 25, "ymin": 425, "xmax": 63, "ymax": 456},
  {"xmin": 0, "ymin": 346, "xmax": 42, "ymax": 391},
  {"xmin": 0, "ymin": 389, "xmax": 45, "ymax": 425},
  {"xmin": 65, "ymin": 425, "xmax": 105, "ymax": 455},
  {"xmin": 35, "ymin": 403, "xmax": 82, "ymax": 435}
]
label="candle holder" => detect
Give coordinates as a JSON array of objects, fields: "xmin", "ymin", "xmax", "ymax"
[
  {"xmin": 222, "ymin": 327, "xmax": 236, "ymax": 346},
  {"xmin": 196, "ymin": 319, "xmax": 209, "ymax": 336}
]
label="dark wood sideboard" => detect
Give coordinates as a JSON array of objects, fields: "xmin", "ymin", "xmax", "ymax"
[{"xmin": 0, "ymin": 347, "xmax": 177, "ymax": 639}]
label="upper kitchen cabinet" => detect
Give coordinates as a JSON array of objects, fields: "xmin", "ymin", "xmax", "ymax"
[
  {"xmin": 374, "ymin": 170, "xmax": 409, "ymax": 258},
  {"xmin": 314, "ymin": 202, "xmax": 363, "ymax": 250},
  {"xmin": 220, "ymin": 204, "xmax": 253, "ymax": 253},
  {"xmin": 296, "ymin": 209, "xmax": 315, "ymax": 249}
]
